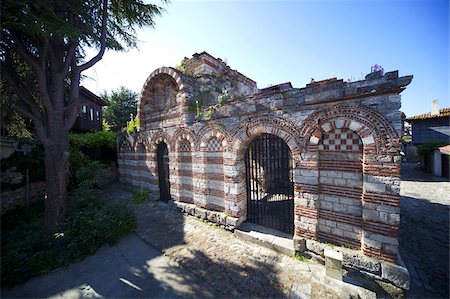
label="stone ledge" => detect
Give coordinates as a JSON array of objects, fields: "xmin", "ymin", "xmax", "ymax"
[
  {"xmin": 295, "ymin": 238, "xmax": 410, "ymax": 290},
  {"xmin": 170, "ymin": 201, "xmax": 240, "ymax": 231}
]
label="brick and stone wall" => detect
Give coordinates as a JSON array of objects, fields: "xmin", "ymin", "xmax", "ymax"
[
  {"xmin": 118, "ymin": 52, "xmax": 412, "ymax": 285},
  {"xmin": 1, "ymin": 181, "xmax": 46, "ymax": 214}
]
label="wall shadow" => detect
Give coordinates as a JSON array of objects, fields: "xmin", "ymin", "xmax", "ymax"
[{"xmin": 399, "ymin": 195, "xmax": 449, "ymax": 299}]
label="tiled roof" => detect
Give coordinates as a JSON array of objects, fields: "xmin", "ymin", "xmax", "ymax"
[
  {"xmin": 405, "ymin": 107, "xmax": 450, "ymax": 121},
  {"xmin": 439, "ymin": 145, "xmax": 450, "ymax": 155}
]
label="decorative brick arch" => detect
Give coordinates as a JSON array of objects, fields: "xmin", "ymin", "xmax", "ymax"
[
  {"xmin": 197, "ymin": 124, "xmax": 230, "ymax": 152},
  {"xmin": 299, "ymin": 104, "xmax": 400, "ymax": 154},
  {"xmin": 150, "ymin": 130, "xmax": 172, "ymax": 151},
  {"xmin": 296, "ymin": 104, "xmax": 402, "ymax": 263},
  {"xmin": 230, "ymin": 115, "xmax": 302, "ymax": 162},
  {"xmin": 118, "ymin": 135, "xmax": 133, "ymax": 153},
  {"xmin": 133, "ymin": 133, "xmax": 151, "ymax": 153},
  {"xmin": 138, "ymin": 67, "xmax": 189, "ymax": 130},
  {"xmin": 172, "ymin": 127, "xmax": 196, "ymax": 151}
]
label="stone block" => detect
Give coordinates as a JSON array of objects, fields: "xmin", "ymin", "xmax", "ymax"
[
  {"xmin": 333, "ymin": 178, "xmax": 347, "ymax": 186},
  {"xmin": 319, "ymin": 177, "xmax": 334, "ymax": 185},
  {"xmin": 195, "ymin": 207, "xmax": 207, "ymax": 220},
  {"xmin": 381, "ymin": 262, "xmax": 410, "ymax": 290},
  {"xmin": 226, "ymin": 216, "xmax": 239, "ymax": 227},
  {"xmin": 369, "ymin": 233, "xmax": 398, "ymax": 246},
  {"xmin": 343, "ymin": 253, "xmax": 381, "ymax": 274},
  {"xmin": 376, "ymin": 205, "xmax": 399, "ymax": 214},
  {"xmin": 363, "ymin": 209, "xmax": 379, "ymax": 221},
  {"xmin": 333, "ymin": 203, "xmax": 348, "ymax": 213},
  {"xmin": 364, "ymin": 182, "xmax": 386, "ymax": 193}
]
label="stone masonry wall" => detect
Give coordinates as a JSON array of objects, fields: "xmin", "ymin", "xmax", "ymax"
[{"xmin": 119, "ymin": 52, "xmax": 412, "ymax": 273}]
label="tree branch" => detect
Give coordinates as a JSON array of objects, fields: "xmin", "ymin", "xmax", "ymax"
[
  {"xmin": 77, "ymin": 0, "xmax": 109, "ymax": 72},
  {"xmin": 12, "ymin": 104, "xmax": 53, "ymax": 146},
  {"xmin": 64, "ymin": 60, "xmax": 82, "ymax": 131},
  {"xmin": 12, "ymin": 36, "xmax": 54, "ymax": 113},
  {"xmin": 61, "ymin": 43, "xmax": 77, "ymax": 77}
]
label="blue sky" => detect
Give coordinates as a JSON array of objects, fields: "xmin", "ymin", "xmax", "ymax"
[{"xmin": 83, "ymin": 0, "xmax": 449, "ymax": 117}]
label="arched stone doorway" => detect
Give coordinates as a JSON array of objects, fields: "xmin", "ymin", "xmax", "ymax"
[
  {"xmin": 157, "ymin": 142, "xmax": 171, "ymax": 201},
  {"xmin": 245, "ymin": 134, "xmax": 294, "ymax": 234}
]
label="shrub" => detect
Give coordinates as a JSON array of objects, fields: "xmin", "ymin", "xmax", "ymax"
[
  {"xmin": 131, "ymin": 188, "xmax": 149, "ymax": 205},
  {"xmin": 1, "ymin": 187, "xmax": 136, "ymax": 287},
  {"xmin": 69, "ymin": 131, "xmax": 117, "ymax": 162},
  {"xmin": 69, "ymin": 131, "xmax": 117, "ymax": 150}
]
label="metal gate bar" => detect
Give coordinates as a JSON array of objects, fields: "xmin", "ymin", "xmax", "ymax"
[{"xmin": 245, "ymin": 134, "xmax": 294, "ymax": 234}]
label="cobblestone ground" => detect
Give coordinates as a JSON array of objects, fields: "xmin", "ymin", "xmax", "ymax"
[
  {"xmin": 96, "ymin": 181, "xmax": 375, "ymax": 298},
  {"xmin": 399, "ymin": 162, "xmax": 450, "ymax": 299},
  {"xmin": 131, "ymin": 199, "xmax": 374, "ymax": 299}
]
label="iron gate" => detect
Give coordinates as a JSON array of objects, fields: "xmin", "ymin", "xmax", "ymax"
[
  {"xmin": 157, "ymin": 142, "xmax": 171, "ymax": 201},
  {"xmin": 245, "ymin": 134, "xmax": 294, "ymax": 234}
]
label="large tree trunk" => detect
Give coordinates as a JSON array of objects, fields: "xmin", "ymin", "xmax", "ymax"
[
  {"xmin": 42, "ymin": 78, "xmax": 72, "ymax": 241},
  {"xmin": 43, "ymin": 138, "xmax": 70, "ymax": 241}
]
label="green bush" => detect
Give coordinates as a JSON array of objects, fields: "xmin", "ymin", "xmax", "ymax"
[
  {"xmin": 69, "ymin": 131, "xmax": 117, "ymax": 150},
  {"xmin": 69, "ymin": 131, "xmax": 117, "ymax": 163},
  {"xmin": 417, "ymin": 141, "xmax": 449, "ymax": 157},
  {"xmin": 1, "ymin": 187, "xmax": 136, "ymax": 287},
  {"xmin": 131, "ymin": 188, "xmax": 149, "ymax": 204}
]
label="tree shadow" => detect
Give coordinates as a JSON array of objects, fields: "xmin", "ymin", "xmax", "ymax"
[
  {"xmin": 131, "ymin": 193, "xmax": 288, "ymax": 297},
  {"xmin": 399, "ymin": 195, "xmax": 449, "ymax": 299}
]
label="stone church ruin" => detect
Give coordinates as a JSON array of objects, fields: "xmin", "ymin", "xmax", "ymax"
[{"xmin": 118, "ymin": 52, "xmax": 412, "ymax": 289}]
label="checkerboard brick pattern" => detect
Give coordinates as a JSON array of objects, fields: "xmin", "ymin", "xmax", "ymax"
[
  {"xmin": 206, "ymin": 137, "xmax": 222, "ymax": 152},
  {"xmin": 318, "ymin": 128, "xmax": 362, "ymax": 152}
]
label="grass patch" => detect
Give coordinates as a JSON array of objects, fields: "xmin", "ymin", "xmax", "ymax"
[
  {"xmin": 131, "ymin": 188, "xmax": 149, "ymax": 205},
  {"xmin": 1, "ymin": 186, "xmax": 136, "ymax": 287}
]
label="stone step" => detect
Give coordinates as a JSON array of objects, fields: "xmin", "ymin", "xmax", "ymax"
[{"xmin": 234, "ymin": 222, "xmax": 295, "ymax": 256}]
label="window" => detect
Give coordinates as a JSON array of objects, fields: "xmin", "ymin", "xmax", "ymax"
[
  {"xmin": 81, "ymin": 105, "xmax": 87, "ymax": 117},
  {"xmin": 96, "ymin": 111, "xmax": 100, "ymax": 121},
  {"xmin": 90, "ymin": 108, "xmax": 94, "ymax": 121}
]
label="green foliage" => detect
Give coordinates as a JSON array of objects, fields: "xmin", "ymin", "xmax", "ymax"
[
  {"xmin": 69, "ymin": 131, "xmax": 117, "ymax": 173},
  {"xmin": 295, "ymin": 252, "xmax": 309, "ymax": 262},
  {"xmin": 401, "ymin": 135, "xmax": 412, "ymax": 142},
  {"xmin": 69, "ymin": 131, "xmax": 117, "ymax": 150},
  {"xmin": 417, "ymin": 141, "xmax": 449, "ymax": 157},
  {"xmin": 0, "ymin": 146, "xmax": 45, "ymax": 186},
  {"xmin": 1, "ymin": 187, "xmax": 136, "ymax": 287},
  {"xmin": 131, "ymin": 188, "xmax": 149, "ymax": 205},
  {"xmin": 74, "ymin": 160, "xmax": 114, "ymax": 189},
  {"xmin": 101, "ymin": 87, "xmax": 138, "ymax": 132},
  {"xmin": 204, "ymin": 108, "xmax": 215, "ymax": 121},
  {"xmin": 126, "ymin": 114, "xmax": 140, "ymax": 135}
]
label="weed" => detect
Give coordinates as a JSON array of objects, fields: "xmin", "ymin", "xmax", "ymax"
[
  {"xmin": 295, "ymin": 252, "xmax": 309, "ymax": 262},
  {"xmin": 131, "ymin": 188, "xmax": 149, "ymax": 205}
]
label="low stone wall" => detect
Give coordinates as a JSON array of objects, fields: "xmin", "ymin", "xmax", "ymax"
[
  {"xmin": 1, "ymin": 181, "xmax": 46, "ymax": 214},
  {"xmin": 295, "ymin": 238, "xmax": 410, "ymax": 290},
  {"xmin": 171, "ymin": 201, "xmax": 241, "ymax": 231}
]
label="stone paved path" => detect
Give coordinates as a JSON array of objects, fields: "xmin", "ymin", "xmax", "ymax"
[{"xmin": 399, "ymin": 162, "xmax": 450, "ymax": 299}]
